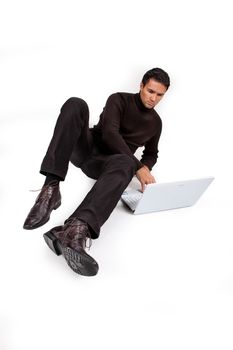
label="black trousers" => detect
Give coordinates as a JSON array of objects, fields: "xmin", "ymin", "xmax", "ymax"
[{"xmin": 40, "ymin": 97, "xmax": 136, "ymax": 238}]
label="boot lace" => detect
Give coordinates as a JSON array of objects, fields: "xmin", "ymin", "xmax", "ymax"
[
  {"xmin": 29, "ymin": 184, "xmax": 57, "ymax": 201},
  {"xmin": 65, "ymin": 219, "xmax": 92, "ymax": 249}
]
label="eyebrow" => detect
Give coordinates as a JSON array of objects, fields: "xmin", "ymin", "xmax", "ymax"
[{"xmin": 148, "ymin": 88, "xmax": 165, "ymax": 96}]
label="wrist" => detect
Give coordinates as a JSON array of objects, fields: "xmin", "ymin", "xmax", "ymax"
[{"xmin": 143, "ymin": 165, "xmax": 150, "ymax": 171}]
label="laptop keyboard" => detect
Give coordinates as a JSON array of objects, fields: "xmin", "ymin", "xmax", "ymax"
[{"xmin": 121, "ymin": 190, "xmax": 143, "ymax": 211}]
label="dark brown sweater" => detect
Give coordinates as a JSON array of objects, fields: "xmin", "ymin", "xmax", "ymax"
[{"xmin": 92, "ymin": 92, "xmax": 162, "ymax": 170}]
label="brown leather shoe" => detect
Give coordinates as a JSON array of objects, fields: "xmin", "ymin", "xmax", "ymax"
[
  {"xmin": 23, "ymin": 183, "xmax": 61, "ymax": 230},
  {"xmin": 43, "ymin": 219, "xmax": 99, "ymax": 276}
]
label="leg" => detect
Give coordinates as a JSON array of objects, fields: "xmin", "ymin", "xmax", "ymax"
[
  {"xmin": 40, "ymin": 97, "xmax": 93, "ymax": 180},
  {"xmin": 24, "ymin": 97, "xmax": 92, "ymax": 230},
  {"xmin": 68, "ymin": 154, "xmax": 137, "ymax": 238},
  {"xmin": 43, "ymin": 153, "xmax": 136, "ymax": 276}
]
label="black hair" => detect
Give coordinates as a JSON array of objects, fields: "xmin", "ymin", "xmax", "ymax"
[{"xmin": 142, "ymin": 67, "xmax": 170, "ymax": 90}]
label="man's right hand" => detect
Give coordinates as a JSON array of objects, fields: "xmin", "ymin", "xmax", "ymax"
[{"xmin": 136, "ymin": 166, "xmax": 156, "ymax": 192}]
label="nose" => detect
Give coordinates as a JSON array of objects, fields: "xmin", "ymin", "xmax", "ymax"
[{"xmin": 150, "ymin": 94, "xmax": 157, "ymax": 102}]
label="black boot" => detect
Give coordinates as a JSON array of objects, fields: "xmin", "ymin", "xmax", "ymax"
[
  {"xmin": 23, "ymin": 182, "xmax": 61, "ymax": 230},
  {"xmin": 43, "ymin": 219, "xmax": 99, "ymax": 276}
]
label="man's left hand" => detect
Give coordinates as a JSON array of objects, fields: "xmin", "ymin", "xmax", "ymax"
[{"xmin": 136, "ymin": 165, "xmax": 156, "ymax": 192}]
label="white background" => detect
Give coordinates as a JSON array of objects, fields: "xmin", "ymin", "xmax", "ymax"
[{"xmin": 0, "ymin": 0, "xmax": 233, "ymax": 349}]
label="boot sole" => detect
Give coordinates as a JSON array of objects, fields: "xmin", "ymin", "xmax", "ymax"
[{"xmin": 43, "ymin": 231, "xmax": 99, "ymax": 276}]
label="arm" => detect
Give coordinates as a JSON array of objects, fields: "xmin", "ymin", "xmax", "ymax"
[
  {"xmin": 101, "ymin": 94, "xmax": 143, "ymax": 169},
  {"xmin": 140, "ymin": 120, "xmax": 162, "ymax": 170},
  {"xmin": 136, "ymin": 122, "xmax": 162, "ymax": 191}
]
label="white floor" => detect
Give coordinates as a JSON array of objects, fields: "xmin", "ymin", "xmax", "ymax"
[
  {"xmin": 1, "ymin": 1, "xmax": 233, "ymax": 347},
  {"xmin": 0, "ymin": 115, "xmax": 232, "ymax": 350}
]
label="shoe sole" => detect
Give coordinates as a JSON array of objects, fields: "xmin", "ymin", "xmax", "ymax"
[
  {"xmin": 43, "ymin": 231, "xmax": 99, "ymax": 277},
  {"xmin": 23, "ymin": 200, "xmax": 61, "ymax": 230}
]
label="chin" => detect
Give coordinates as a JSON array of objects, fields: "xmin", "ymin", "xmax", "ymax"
[{"xmin": 146, "ymin": 103, "xmax": 154, "ymax": 109}]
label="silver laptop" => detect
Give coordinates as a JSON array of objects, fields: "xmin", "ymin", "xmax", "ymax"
[{"xmin": 121, "ymin": 177, "xmax": 214, "ymax": 214}]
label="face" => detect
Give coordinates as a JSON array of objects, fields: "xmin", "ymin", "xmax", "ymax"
[{"xmin": 140, "ymin": 79, "xmax": 167, "ymax": 109}]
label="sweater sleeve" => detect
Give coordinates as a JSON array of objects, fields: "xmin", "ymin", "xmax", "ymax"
[
  {"xmin": 101, "ymin": 94, "xmax": 143, "ymax": 170},
  {"xmin": 140, "ymin": 120, "xmax": 162, "ymax": 170}
]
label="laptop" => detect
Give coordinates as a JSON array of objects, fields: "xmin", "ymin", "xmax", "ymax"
[{"xmin": 121, "ymin": 177, "xmax": 214, "ymax": 214}]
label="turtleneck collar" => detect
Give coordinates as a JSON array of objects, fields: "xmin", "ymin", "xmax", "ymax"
[{"xmin": 134, "ymin": 92, "xmax": 152, "ymax": 112}]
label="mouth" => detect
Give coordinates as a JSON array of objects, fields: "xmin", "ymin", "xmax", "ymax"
[{"xmin": 147, "ymin": 102, "xmax": 155, "ymax": 107}]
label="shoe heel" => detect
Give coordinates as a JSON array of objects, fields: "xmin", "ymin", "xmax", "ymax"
[{"xmin": 43, "ymin": 231, "xmax": 62, "ymax": 256}]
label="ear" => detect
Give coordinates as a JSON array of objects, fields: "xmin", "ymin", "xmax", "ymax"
[{"xmin": 140, "ymin": 82, "xmax": 144, "ymax": 91}]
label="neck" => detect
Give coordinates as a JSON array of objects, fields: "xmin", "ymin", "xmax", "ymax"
[{"xmin": 135, "ymin": 92, "xmax": 150, "ymax": 112}]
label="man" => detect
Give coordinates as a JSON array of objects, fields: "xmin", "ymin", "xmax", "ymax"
[{"xmin": 23, "ymin": 67, "xmax": 170, "ymax": 277}]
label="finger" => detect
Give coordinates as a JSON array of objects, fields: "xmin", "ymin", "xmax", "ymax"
[
  {"xmin": 147, "ymin": 178, "xmax": 154, "ymax": 184},
  {"xmin": 141, "ymin": 182, "xmax": 145, "ymax": 192},
  {"xmin": 149, "ymin": 175, "xmax": 156, "ymax": 183}
]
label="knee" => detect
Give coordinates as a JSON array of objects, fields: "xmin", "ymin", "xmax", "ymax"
[
  {"xmin": 61, "ymin": 97, "xmax": 89, "ymax": 115},
  {"xmin": 107, "ymin": 154, "xmax": 136, "ymax": 175}
]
